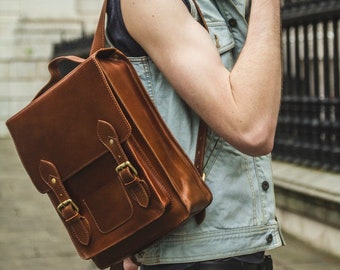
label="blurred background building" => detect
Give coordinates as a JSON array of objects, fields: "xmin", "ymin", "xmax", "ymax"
[
  {"xmin": 0, "ymin": 0, "xmax": 102, "ymax": 136},
  {"xmin": 0, "ymin": 0, "xmax": 339, "ymax": 261}
]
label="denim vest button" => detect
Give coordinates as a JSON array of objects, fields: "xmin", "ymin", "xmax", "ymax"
[
  {"xmin": 228, "ymin": 18, "xmax": 237, "ymax": 27},
  {"xmin": 266, "ymin": 234, "xmax": 273, "ymax": 244},
  {"xmin": 262, "ymin": 181, "xmax": 270, "ymax": 191}
]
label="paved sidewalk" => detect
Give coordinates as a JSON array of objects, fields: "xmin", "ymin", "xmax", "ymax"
[{"xmin": 1, "ymin": 137, "xmax": 340, "ymax": 270}]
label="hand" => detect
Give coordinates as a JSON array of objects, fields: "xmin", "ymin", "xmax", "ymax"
[{"xmin": 123, "ymin": 257, "xmax": 139, "ymax": 270}]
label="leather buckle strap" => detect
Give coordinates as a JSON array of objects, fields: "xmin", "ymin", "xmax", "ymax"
[
  {"xmin": 192, "ymin": 1, "xmax": 209, "ymax": 225},
  {"xmin": 39, "ymin": 160, "xmax": 91, "ymax": 246},
  {"xmin": 193, "ymin": 120, "xmax": 208, "ymax": 224},
  {"xmin": 194, "ymin": 121, "xmax": 207, "ymax": 174},
  {"xmin": 57, "ymin": 199, "xmax": 79, "ymax": 215},
  {"xmin": 116, "ymin": 161, "xmax": 138, "ymax": 176},
  {"xmin": 97, "ymin": 119, "xmax": 150, "ymax": 208}
]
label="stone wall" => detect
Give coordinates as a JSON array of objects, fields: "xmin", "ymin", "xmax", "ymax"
[
  {"xmin": 0, "ymin": 0, "xmax": 102, "ymax": 137},
  {"xmin": 272, "ymin": 161, "xmax": 340, "ymax": 258}
]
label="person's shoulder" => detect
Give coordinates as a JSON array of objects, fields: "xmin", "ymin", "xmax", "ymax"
[{"xmin": 120, "ymin": 0, "xmax": 196, "ymax": 47}]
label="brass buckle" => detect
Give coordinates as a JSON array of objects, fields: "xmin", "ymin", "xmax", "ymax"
[
  {"xmin": 57, "ymin": 199, "xmax": 79, "ymax": 214},
  {"xmin": 115, "ymin": 161, "xmax": 138, "ymax": 176}
]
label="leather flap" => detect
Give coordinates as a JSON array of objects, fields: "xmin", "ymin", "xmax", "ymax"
[{"xmin": 6, "ymin": 52, "xmax": 131, "ymax": 193}]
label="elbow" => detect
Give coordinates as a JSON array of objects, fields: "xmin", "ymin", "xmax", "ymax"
[
  {"xmin": 244, "ymin": 134, "xmax": 275, "ymax": 156},
  {"xmin": 230, "ymin": 122, "xmax": 277, "ymax": 156}
]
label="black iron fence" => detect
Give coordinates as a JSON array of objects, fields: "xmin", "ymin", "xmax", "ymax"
[
  {"xmin": 273, "ymin": 0, "xmax": 340, "ymax": 172},
  {"xmin": 52, "ymin": 1, "xmax": 340, "ymax": 172}
]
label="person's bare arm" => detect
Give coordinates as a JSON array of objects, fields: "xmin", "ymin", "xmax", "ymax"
[{"xmin": 121, "ymin": 0, "xmax": 282, "ymax": 156}]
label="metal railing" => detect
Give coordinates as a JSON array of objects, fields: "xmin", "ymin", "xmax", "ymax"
[{"xmin": 273, "ymin": 0, "xmax": 340, "ymax": 172}]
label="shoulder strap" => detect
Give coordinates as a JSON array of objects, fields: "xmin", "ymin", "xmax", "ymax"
[
  {"xmin": 193, "ymin": 0, "xmax": 209, "ymax": 30},
  {"xmin": 188, "ymin": 0, "xmax": 210, "ymax": 224},
  {"xmin": 90, "ymin": 0, "xmax": 108, "ymax": 54},
  {"xmin": 192, "ymin": 0, "xmax": 209, "ymax": 177}
]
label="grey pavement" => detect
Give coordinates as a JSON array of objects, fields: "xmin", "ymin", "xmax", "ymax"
[{"xmin": 1, "ymin": 137, "xmax": 340, "ymax": 270}]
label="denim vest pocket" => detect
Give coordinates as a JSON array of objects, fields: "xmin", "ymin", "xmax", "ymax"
[
  {"xmin": 208, "ymin": 22, "xmax": 236, "ymax": 70},
  {"xmin": 209, "ymin": 22, "xmax": 235, "ymax": 54}
]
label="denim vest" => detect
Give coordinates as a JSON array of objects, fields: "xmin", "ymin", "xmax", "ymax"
[{"xmin": 107, "ymin": 0, "xmax": 283, "ymax": 264}]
